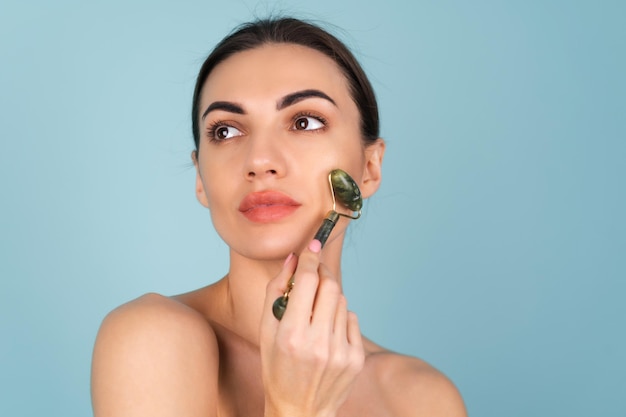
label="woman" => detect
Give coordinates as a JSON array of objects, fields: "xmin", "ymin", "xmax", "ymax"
[{"xmin": 91, "ymin": 17, "xmax": 466, "ymax": 417}]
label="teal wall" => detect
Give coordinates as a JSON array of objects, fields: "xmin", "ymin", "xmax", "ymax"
[{"xmin": 1, "ymin": 1, "xmax": 624, "ymax": 415}]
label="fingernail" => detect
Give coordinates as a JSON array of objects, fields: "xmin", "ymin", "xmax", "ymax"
[
  {"xmin": 308, "ymin": 239, "xmax": 322, "ymax": 253},
  {"xmin": 283, "ymin": 252, "xmax": 294, "ymax": 266}
]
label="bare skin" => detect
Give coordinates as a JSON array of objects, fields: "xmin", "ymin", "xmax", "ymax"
[{"xmin": 91, "ymin": 43, "xmax": 467, "ymax": 417}]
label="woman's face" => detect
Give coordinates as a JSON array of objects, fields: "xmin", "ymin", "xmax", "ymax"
[{"xmin": 194, "ymin": 43, "xmax": 383, "ymax": 260}]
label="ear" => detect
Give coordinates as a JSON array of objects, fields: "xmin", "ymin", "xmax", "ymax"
[
  {"xmin": 360, "ymin": 138, "xmax": 385, "ymax": 199},
  {"xmin": 192, "ymin": 150, "xmax": 210, "ymax": 208}
]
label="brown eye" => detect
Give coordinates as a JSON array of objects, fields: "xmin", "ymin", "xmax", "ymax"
[
  {"xmin": 208, "ymin": 124, "xmax": 243, "ymax": 141},
  {"xmin": 295, "ymin": 117, "xmax": 309, "ymax": 130},
  {"xmin": 292, "ymin": 115, "xmax": 325, "ymax": 131},
  {"xmin": 216, "ymin": 126, "xmax": 230, "ymax": 139}
]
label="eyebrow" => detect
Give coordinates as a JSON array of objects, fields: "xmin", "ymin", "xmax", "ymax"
[
  {"xmin": 277, "ymin": 89, "xmax": 337, "ymax": 110},
  {"xmin": 201, "ymin": 89, "xmax": 336, "ymax": 120},
  {"xmin": 201, "ymin": 101, "xmax": 245, "ymax": 120}
]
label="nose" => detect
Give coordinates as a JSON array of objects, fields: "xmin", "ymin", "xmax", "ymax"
[{"xmin": 243, "ymin": 134, "xmax": 286, "ymax": 180}]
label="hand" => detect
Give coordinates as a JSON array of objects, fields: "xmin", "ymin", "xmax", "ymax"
[{"xmin": 260, "ymin": 240, "xmax": 365, "ymax": 417}]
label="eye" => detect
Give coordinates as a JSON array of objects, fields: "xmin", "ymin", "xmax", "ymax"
[
  {"xmin": 207, "ymin": 122, "xmax": 243, "ymax": 142},
  {"xmin": 292, "ymin": 115, "xmax": 326, "ymax": 131}
]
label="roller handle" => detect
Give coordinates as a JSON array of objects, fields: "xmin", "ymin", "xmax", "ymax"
[
  {"xmin": 313, "ymin": 211, "xmax": 340, "ymax": 248},
  {"xmin": 273, "ymin": 211, "xmax": 341, "ymax": 320}
]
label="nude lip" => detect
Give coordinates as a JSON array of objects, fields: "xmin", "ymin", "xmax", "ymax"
[{"xmin": 238, "ymin": 191, "xmax": 301, "ymax": 223}]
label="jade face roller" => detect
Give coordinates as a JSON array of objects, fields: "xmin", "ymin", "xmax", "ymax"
[{"xmin": 272, "ymin": 169, "xmax": 363, "ymax": 320}]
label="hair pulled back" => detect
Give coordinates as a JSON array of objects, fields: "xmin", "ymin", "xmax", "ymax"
[{"xmin": 191, "ymin": 17, "xmax": 379, "ymax": 150}]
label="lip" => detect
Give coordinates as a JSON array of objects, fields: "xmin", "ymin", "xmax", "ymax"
[{"xmin": 238, "ymin": 191, "xmax": 302, "ymax": 223}]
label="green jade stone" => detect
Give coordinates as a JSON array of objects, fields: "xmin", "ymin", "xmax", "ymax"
[
  {"xmin": 330, "ymin": 169, "xmax": 362, "ymax": 212},
  {"xmin": 272, "ymin": 296, "xmax": 288, "ymax": 320}
]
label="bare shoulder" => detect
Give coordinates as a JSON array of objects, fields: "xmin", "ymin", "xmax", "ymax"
[
  {"xmin": 91, "ymin": 293, "xmax": 219, "ymax": 417},
  {"xmin": 367, "ymin": 350, "xmax": 467, "ymax": 417}
]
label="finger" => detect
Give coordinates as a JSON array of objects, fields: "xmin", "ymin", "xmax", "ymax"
[
  {"xmin": 310, "ymin": 264, "xmax": 341, "ymax": 331},
  {"xmin": 332, "ymin": 295, "xmax": 348, "ymax": 343},
  {"xmin": 346, "ymin": 311, "xmax": 363, "ymax": 349},
  {"xmin": 281, "ymin": 239, "xmax": 322, "ymax": 326},
  {"xmin": 346, "ymin": 311, "xmax": 365, "ymax": 374}
]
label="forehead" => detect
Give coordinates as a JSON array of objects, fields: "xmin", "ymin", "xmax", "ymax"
[{"xmin": 201, "ymin": 43, "xmax": 351, "ymax": 105}]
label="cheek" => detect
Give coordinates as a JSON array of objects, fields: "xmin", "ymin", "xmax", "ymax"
[
  {"xmin": 204, "ymin": 180, "xmax": 229, "ymax": 211},
  {"xmin": 199, "ymin": 162, "xmax": 232, "ymax": 210},
  {"xmin": 333, "ymin": 142, "xmax": 366, "ymax": 179}
]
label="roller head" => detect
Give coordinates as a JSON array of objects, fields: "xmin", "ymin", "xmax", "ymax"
[{"xmin": 329, "ymin": 169, "xmax": 362, "ymax": 212}]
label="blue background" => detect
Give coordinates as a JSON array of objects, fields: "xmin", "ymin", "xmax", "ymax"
[{"xmin": 1, "ymin": 1, "xmax": 624, "ymax": 416}]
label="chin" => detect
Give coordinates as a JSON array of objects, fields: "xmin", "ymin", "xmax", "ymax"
[
  {"xmin": 218, "ymin": 223, "xmax": 314, "ymax": 260},
  {"xmin": 235, "ymin": 237, "xmax": 307, "ymax": 261}
]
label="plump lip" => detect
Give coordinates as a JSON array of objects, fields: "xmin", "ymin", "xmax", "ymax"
[{"xmin": 239, "ymin": 191, "xmax": 301, "ymax": 223}]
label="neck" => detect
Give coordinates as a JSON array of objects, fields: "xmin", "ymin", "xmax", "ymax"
[{"xmin": 214, "ymin": 236, "xmax": 345, "ymax": 346}]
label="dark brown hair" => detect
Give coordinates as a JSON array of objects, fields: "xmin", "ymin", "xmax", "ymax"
[{"xmin": 191, "ymin": 17, "xmax": 379, "ymax": 150}]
